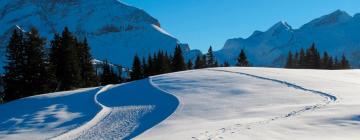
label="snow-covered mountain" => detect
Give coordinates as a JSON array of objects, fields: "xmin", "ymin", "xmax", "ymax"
[
  {"xmin": 0, "ymin": 0, "xmax": 199, "ymax": 71},
  {"xmin": 216, "ymin": 10, "xmax": 360, "ymax": 67}
]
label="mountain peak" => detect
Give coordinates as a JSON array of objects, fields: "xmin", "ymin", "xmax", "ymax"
[
  {"xmin": 301, "ymin": 10, "xmax": 351, "ymax": 28},
  {"xmin": 266, "ymin": 21, "xmax": 293, "ymax": 33}
]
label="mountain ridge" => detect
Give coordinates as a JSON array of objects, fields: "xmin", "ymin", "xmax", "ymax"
[
  {"xmin": 216, "ymin": 10, "xmax": 360, "ymax": 67},
  {"xmin": 0, "ymin": 0, "xmax": 199, "ymax": 72}
]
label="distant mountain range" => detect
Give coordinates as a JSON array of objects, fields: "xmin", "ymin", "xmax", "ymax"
[
  {"xmin": 0, "ymin": 0, "xmax": 200, "ymax": 72},
  {"xmin": 215, "ymin": 10, "xmax": 360, "ymax": 68},
  {"xmin": 0, "ymin": 1, "xmax": 358, "ymax": 70}
]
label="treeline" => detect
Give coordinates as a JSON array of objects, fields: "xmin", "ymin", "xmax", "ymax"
[
  {"xmin": 129, "ymin": 46, "xmax": 251, "ymax": 81},
  {"xmin": 285, "ymin": 43, "xmax": 350, "ymax": 69},
  {"xmin": 130, "ymin": 45, "xmax": 187, "ymax": 80},
  {"xmin": 2, "ymin": 27, "xmax": 123, "ymax": 102},
  {"xmin": 1, "ymin": 27, "xmax": 252, "ymax": 102}
]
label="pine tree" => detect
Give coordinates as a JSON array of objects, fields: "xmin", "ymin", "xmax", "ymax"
[
  {"xmin": 321, "ymin": 52, "xmax": 330, "ymax": 69},
  {"xmin": 187, "ymin": 60, "xmax": 193, "ymax": 70},
  {"xmin": 340, "ymin": 54, "xmax": 350, "ymax": 69},
  {"xmin": 201, "ymin": 55, "xmax": 207, "ymax": 68},
  {"xmin": 77, "ymin": 38, "xmax": 97, "ymax": 87},
  {"xmin": 328, "ymin": 56, "xmax": 334, "ymax": 70},
  {"xmin": 285, "ymin": 51, "xmax": 293, "ymax": 68},
  {"xmin": 206, "ymin": 46, "xmax": 216, "ymax": 67},
  {"xmin": 194, "ymin": 55, "xmax": 202, "ymax": 69},
  {"xmin": 115, "ymin": 64, "xmax": 123, "ymax": 83},
  {"xmin": 100, "ymin": 60, "xmax": 117, "ymax": 85},
  {"xmin": 172, "ymin": 45, "xmax": 186, "ymax": 72},
  {"xmin": 23, "ymin": 28, "xmax": 54, "ymax": 96},
  {"xmin": 236, "ymin": 49, "xmax": 249, "ymax": 67},
  {"xmin": 146, "ymin": 55, "xmax": 153, "ymax": 76},
  {"xmin": 223, "ymin": 61, "xmax": 230, "ymax": 67},
  {"xmin": 305, "ymin": 43, "xmax": 321, "ymax": 69},
  {"xmin": 3, "ymin": 29, "xmax": 26, "ymax": 101},
  {"xmin": 50, "ymin": 27, "xmax": 81, "ymax": 90},
  {"xmin": 293, "ymin": 52, "xmax": 299, "ymax": 68},
  {"xmin": 299, "ymin": 48, "xmax": 306, "ymax": 68},
  {"xmin": 334, "ymin": 57, "xmax": 340, "ymax": 69},
  {"xmin": 142, "ymin": 57, "xmax": 149, "ymax": 78},
  {"xmin": 130, "ymin": 54, "xmax": 143, "ymax": 81},
  {"xmin": 162, "ymin": 52, "xmax": 172, "ymax": 73}
]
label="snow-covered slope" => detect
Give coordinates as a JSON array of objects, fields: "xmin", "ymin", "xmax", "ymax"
[
  {"xmin": 216, "ymin": 10, "xmax": 360, "ymax": 67},
  {"xmin": 1, "ymin": 67, "xmax": 360, "ymax": 139},
  {"xmin": 0, "ymin": 0, "xmax": 197, "ymax": 71}
]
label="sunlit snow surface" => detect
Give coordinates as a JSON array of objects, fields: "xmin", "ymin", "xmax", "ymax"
[
  {"xmin": 1, "ymin": 67, "xmax": 360, "ymax": 140},
  {"xmin": 138, "ymin": 68, "xmax": 360, "ymax": 140}
]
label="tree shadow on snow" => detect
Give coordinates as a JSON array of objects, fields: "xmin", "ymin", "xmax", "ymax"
[{"xmin": 0, "ymin": 88, "xmax": 100, "ymax": 137}]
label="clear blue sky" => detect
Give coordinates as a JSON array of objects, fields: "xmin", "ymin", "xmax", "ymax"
[{"xmin": 120, "ymin": 0, "xmax": 360, "ymax": 52}]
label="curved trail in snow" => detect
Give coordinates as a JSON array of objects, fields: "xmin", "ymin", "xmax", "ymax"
[
  {"xmin": 51, "ymin": 85, "xmax": 114, "ymax": 140},
  {"xmin": 192, "ymin": 69, "xmax": 338, "ymax": 140}
]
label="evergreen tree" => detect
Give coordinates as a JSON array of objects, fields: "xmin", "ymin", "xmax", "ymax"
[
  {"xmin": 201, "ymin": 55, "xmax": 207, "ymax": 68},
  {"xmin": 340, "ymin": 54, "xmax": 350, "ymax": 69},
  {"xmin": 100, "ymin": 60, "xmax": 117, "ymax": 85},
  {"xmin": 194, "ymin": 55, "xmax": 202, "ymax": 69},
  {"xmin": 223, "ymin": 61, "xmax": 230, "ymax": 67},
  {"xmin": 334, "ymin": 57, "xmax": 340, "ymax": 69},
  {"xmin": 172, "ymin": 45, "xmax": 186, "ymax": 72},
  {"xmin": 321, "ymin": 52, "xmax": 330, "ymax": 69},
  {"xmin": 187, "ymin": 60, "xmax": 193, "ymax": 70},
  {"xmin": 3, "ymin": 29, "xmax": 26, "ymax": 101},
  {"xmin": 162, "ymin": 52, "xmax": 172, "ymax": 73},
  {"xmin": 146, "ymin": 55, "xmax": 153, "ymax": 76},
  {"xmin": 115, "ymin": 64, "xmax": 123, "ymax": 83},
  {"xmin": 50, "ymin": 27, "xmax": 81, "ymax": 90},
  {"xmin": 305, "ymin": 43, "xmax": 321, "ymax": 69},
  {"xmin": 285, "ymin": 51, "xmax": 293, "ymax": 68},
  {"xmin": 142, "ymin": 57, "xmax": 149, "ymax": 78},
  {"xmin": 293, "ymin": 52, "xmax": 299, "ymax": 68},
  {"xmin": 328, "ymin": 56, "xmax": 334, "ymax": 70},
  {"xmin": 77, "ymin": 38, "xmax": 97, "ymax": 87},
  {"xmin": 299, "ymin": 48, "xmax": 306, "ymax": 68},
  {"xmin": 206, "ymin": 46, "xmax": 216, "ymax": 67},
  {"xmin": 130, "ymin": 54, "xmax": 143, "ymax": 81},
  {"xmin": 236, "ymin": 49, "xmax": 249, "ymax": 67},
  {"xmin": 23, "ymin": 28, "xmax": 54, "ymax": 96}
]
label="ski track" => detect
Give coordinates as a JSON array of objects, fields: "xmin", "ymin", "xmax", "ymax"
[
  {"xmin": 50, "ymin": 85, "xmax": 114, "ymax": 140},
  {"xmin": 191, "ymin": 69, "xmax": 338, "ymax": 140}
]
